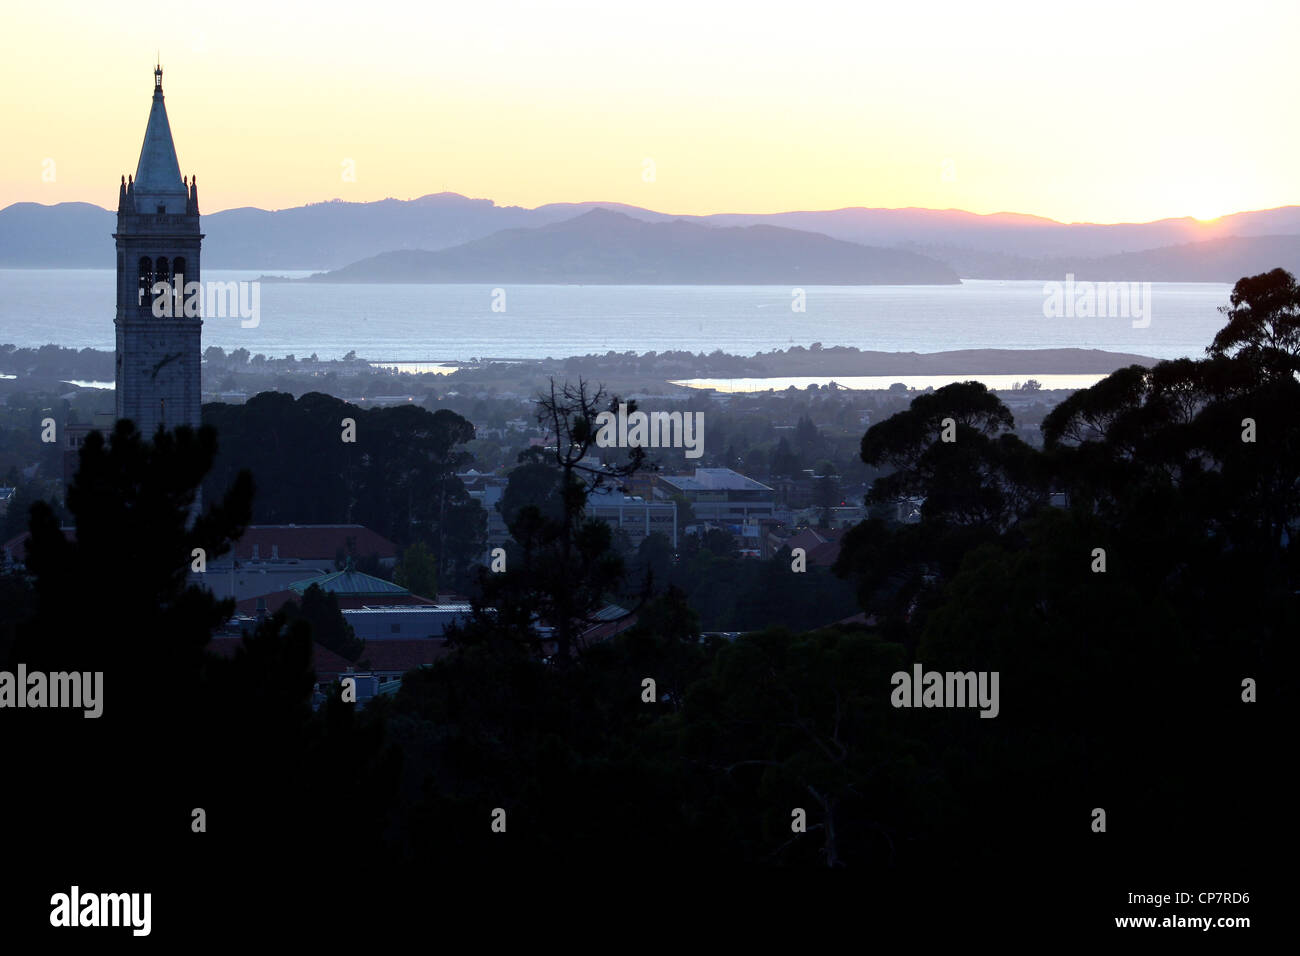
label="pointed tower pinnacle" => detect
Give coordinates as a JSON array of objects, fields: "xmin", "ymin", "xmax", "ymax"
[{"xmin": 133, "ymin": 63, "xmax": 188, "ymax": 214}]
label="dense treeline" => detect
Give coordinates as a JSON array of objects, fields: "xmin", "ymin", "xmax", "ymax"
[
  {"xmin": 0, "ymin": 270, "xmax": 1292, "ymax": 928},
  {"xmin": 834, "ymin": 268, "xmax": 1296, "ymax": 878},
  {"xmin": 202, "ymin": 391, "xmax": 487, "ymax": 591},
  {"xmin": 0, "ymin": 343, "xmax": 114, "ymax": 381},
  {"xmin": 630, "ymin": 535, "xmax": 860, "ymax": 631}
]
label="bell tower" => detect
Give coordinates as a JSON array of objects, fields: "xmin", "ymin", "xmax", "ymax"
[{"xmin": 114, "ymin": 63, "xmax": 203, "ymax": 438}]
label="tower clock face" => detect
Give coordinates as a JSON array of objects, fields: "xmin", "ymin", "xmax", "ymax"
[{"xmin": 150, "ymin": 352, "xmax": 184, "ymax": 381}]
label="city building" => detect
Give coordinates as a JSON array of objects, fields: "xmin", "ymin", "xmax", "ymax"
[
  {"xmin": 189, "ymin": 524, "xmax": 400, "ymax": 602},
  {"xmin": 232, "ymin": 524, "xmax": 399, "ymax": 570},
  {"xmin": 771, "ymin": 526, "xmax": 847, "ymax": 567},
  {"xmin": 460, "ymin": 471, "xmax": 510, "ymax": 546},
  {"xmin": 654, "ymin": 467, "xmax": 776, "ymax": 527},
  {"xmin": 342, "ymin": 604, "xmax": 471, "ymax": 641},
  {"xmin": 585, "ymin": 486, "xmax": 677, "ymax": 548},
  {"xmin": 232, "ymin": 559, "xmax": 436, "ymax": 616}
]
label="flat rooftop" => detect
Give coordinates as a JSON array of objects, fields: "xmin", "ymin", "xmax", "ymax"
[
  {"xmin": 658, "ymin": 468, "xmax": 774, "ymax": 493},
  {"xmin": 345, "ymin": 604, "xmax": 472, "ymax": 614}
]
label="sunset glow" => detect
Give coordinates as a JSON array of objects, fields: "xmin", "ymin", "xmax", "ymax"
[{"xmin": 1, "ymin": 0, "xmax": 1297, "ymax": 222}]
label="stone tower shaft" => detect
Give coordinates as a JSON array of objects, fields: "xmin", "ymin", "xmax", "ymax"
[{"xmin": 114, "ymin": 64, "xmax": 203, "ymax": 438}]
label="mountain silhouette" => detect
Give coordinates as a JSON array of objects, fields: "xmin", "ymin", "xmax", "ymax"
[
  {"xmin": 307, "ymin": 208, "xmax": 962, "ymax": 285},
  {"xmin": 4, "ymin": 194, "xmax": 1300, "ymax": 278}
]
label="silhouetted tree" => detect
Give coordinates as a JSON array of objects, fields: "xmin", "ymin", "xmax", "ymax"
[
  {"xmin": 459, "ymin": 380, "xmax": 647, "ymax": 663},
  {"xmin": 394, "ymin": 540, "xmax": 439, "ymax": 599},
  {"xmin": 283, "ymin": 582, "xmax": 365, "ymax": 662}
]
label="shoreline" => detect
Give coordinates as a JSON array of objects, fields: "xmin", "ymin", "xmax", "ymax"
[
  {"xmin": 671, "ymin": 372, "xmax": 1110, "ymax": 394},
  {"xmin": 1, "ymin": 344, "xmax": 1158, "ymax": 397}
]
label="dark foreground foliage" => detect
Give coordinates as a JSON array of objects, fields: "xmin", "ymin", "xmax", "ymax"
[{"xmin": 2, "ymin": 271, "xmax": 1293, "ymax": 933}]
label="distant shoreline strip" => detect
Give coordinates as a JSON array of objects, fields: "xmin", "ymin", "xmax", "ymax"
[{"xmin": 670, "ymin": 373, "xmax": 1110, "ymax": 393}]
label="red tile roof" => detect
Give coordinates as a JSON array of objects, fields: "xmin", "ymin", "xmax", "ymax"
[
  {"xmin": 782, "ymin": 527, "xmax": 845, "ymax": 566},
  {"xmin": 207, "ymin": 638, "xmax": 357, "ymax": 682},
  {"xmin": 232, "ymin": 524, "xmax": 398, "ymax": 562},
  {"xmin": 234, "ymin": 589, "xmax": 300, "ymax": 616},
  {"xmin": 3, "ymin": 524, "xmax": 400, "ymax": 568},
  {"xmin": 580, "ymin": 612, "xmax": 639, "ymax": 644},
  {"xmin": 357, "ymin": 639, "xmax": 453, "ymax": 675},
  {"xmin": 232, "ymin": 588, "xmax": 435, "ymax": 616},
  {"xmin": 307, "ymin": 643, "xmax": 358, "ymax": 681},
  {"xmin": 209, "ymin": 635, "xmax": 452, "ymax": 679},
  {"xmin": 807, "ymin": 541, "xmax": 843, "ymax": 567}
]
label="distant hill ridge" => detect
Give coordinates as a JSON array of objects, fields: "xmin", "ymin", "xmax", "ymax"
[
  {"xmin": 2, "ymin": 192, "xmax": 1298, "ymax": 281},
  {"xmin": 309, "ymin": 208, "xmax": 961, "ymax": 285}
]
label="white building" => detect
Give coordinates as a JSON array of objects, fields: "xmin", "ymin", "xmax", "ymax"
[
  {"xmin": 585, "ymin": 487, "xmax": 678, "ymax": 548},
  {"xmin": 342, "ymin": 604, "xmax": 471, "ymax": 641},
  {"xmin": 655, "ymin": 468, "xmax": 776, "ymax": 526}
]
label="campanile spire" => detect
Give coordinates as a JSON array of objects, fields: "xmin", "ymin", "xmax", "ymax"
[{"xmin": 112, "ymin": 65, "xmax": 204, "ymax": 439}]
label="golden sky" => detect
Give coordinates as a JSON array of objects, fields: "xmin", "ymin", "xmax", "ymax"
[{"xmin": 2, "ymin": 0, "xmax": 1296, "ymax": 222}]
